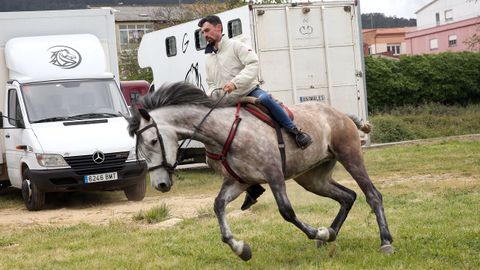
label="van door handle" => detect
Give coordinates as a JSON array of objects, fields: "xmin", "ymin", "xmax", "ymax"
[{"xmin": 5, "ymin": 134, "xmax": 10, "ymax": 138}]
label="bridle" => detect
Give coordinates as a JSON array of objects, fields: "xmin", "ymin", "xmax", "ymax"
[
  {"xmin": 135, "ymin": 120, "xmax": 176, "ymax": 174},
  {"xmin": 134, "ymin": 90, "xmax": 226, "ymax": 175}
]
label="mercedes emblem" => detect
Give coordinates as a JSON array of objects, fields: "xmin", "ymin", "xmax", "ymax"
[{"xmin": 92, "ymin": 151, "xmax": 105, "ymax": 164}]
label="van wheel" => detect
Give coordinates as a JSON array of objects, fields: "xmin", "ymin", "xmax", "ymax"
[
  {"xmin": 124, "ymin": 179, "xmax": 146, "ymax": 201},
  {"xmin": 21, "ymin": 169, "xmax": 45, "ymax": 211}
]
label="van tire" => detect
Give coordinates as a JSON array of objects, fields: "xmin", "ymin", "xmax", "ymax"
[
  {"xmin": 124, "ymin": 178, "xmax": 146, "ymax": 201},
  {"xmin": 21, "ymin": 169, "xmax": 45, "ymax": 211}
]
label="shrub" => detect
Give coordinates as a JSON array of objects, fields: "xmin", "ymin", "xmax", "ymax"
[
  {"xmin": 365, "ymin": 52, "xmax": 480, "ymax": 113},
  {"xmin": 369, "ymin": 103, "xmax": 480, "ymax": 143},
  {"xmin": 369, "ymin": 115, "xmax": 415, "ymax": 142},
  {"xmin": 132, "ymin": 203, "xmax": 171, "ymax": 224}
]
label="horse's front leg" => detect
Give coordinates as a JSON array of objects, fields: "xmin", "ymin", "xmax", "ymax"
[
  {"xmin": 214, "ymin": 179, "xmax": 252, "ymax": 261},
  {"xmin": 268, "ymin": 173, "xmax": 336, "ymax": 243}
]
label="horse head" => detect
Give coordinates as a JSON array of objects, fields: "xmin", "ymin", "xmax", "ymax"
[
  {"xmin": 125, "ymin": 107, "xmax": 179, "ymax": 192},
  {"xmin": 49, "ymin": 46, "xmax": 81, "ymax": 69}
]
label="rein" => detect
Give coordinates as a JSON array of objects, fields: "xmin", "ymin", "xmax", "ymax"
[
  {"xmin": 175, "ymin": 91, "xmax": 227, "ymax": 163},
  {"xmin": 136, "ymin": 91, "xmax": 227, "ymax": 174}
]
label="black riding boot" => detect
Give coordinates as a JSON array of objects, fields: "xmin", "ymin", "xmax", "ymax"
[
  {"xmin": 287, "ymin": 127, "xmax": 313, "ymax": 149},
  {"xmin": 241, "ymin": 184, "xmax": 266, "ymax": 211}
]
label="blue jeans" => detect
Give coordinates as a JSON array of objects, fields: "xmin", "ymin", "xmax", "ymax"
[{"xmin": 248, "ymin": 87, "xmax": 295, "ymax": 130}]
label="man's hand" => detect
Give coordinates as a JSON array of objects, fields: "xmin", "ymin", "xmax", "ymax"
[{"xmin": 223, "ymin": 82, "xmax": 236, "ymax": 93}]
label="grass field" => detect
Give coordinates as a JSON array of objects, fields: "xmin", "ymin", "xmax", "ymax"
[
  {"xmin": 369, "ymin": 104, "xmax": 480, "ymax": 143},
  {"xmin": 0, "ymin": 139, "xmax": 479, "ymax": 269}
]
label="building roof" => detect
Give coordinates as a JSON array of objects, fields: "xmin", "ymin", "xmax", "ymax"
[
  {"xmin": 415, "ymin": 0, "xmax": 438, "ymax": 14},
  {"xmin": 405, "ymin": 16, "xmax": 480, "ymax": 38},
  {"xmin": 362, "ymin": 27, "xmax": 416, "ymax": 35},
  {"xmin": 100, "ymin": 5, "xmax": 190, "ymax": 22}
]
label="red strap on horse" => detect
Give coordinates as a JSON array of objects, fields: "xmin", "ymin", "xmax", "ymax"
[
  {"xmin": 206, "ymin": 103, "xmax": 246, "ymax": 183},
  {"xmin": 244, "ymin": 106, "xmax": 275, "ymax": 128}
]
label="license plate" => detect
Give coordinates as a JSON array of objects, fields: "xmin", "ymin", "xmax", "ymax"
[{"xmin": 84, "ymin": 172, "xmax": 118, "ymax": 184}]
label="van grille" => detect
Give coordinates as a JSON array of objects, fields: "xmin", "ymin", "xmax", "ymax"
[{"xmin": 64, "ymin": 152, "xmax": 129, "ymax": 175}]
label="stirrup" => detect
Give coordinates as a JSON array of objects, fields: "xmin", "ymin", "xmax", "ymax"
[{"xmin": 296, "ymin": 133, "xmax": 313, "ymax": 150}]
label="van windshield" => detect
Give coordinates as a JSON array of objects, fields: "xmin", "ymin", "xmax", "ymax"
[{"xmin": 21, "ymin": 80, "xmax": 129, "ymax": 123}]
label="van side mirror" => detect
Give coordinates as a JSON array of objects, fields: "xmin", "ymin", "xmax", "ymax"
[
  {"xmin": 16, "ymin": 119, "xmax": 25, "ymax": 129},
  {"xmin": 0, "ymin": 112, "xmax": 3, "ymax": 128}
]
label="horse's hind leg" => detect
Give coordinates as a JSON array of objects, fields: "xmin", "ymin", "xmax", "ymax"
[
  {"xmin": 267, "ymin": 170, "xmax": 335, "ymax": 243},
  {"xmin": 214, "ymin": 178, "xmax": 252, "ymax": 261},
  {"xmin": 294, "ymin": 160, "xmax": 357, "ymax": 243},
  {"xmin": 335, "ymin": 144, "xmax": 394, "ymax": 254}
]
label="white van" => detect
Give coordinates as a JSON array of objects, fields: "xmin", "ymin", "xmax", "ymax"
[
  {"xmin": 0, "ymin": 9, "xmax": 147, "ymax": 211},
  {"xmin": 138, "ymin": 1, "xmax": 369, "ymax": 161}
]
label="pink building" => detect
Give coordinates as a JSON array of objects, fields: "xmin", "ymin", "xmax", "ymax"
[{"xmin": 405, "ymin": 0, "xmax": 480, "ymax": 55}]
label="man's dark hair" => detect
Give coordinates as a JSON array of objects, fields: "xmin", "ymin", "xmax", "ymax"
[{"xmin": 198, "ymin": 15, "xmax": 223, "ymax": 28}]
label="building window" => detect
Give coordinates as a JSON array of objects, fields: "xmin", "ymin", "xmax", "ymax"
[
  {"xmin": 448, "ymin": 35, "xmax": 457, "ymax": 47},
  {"xmin": 430, "ymin": 38, "xmax": 438, "ymax": 50},
  {"xmin": 119, "ymin": 23, "xmax": 154, "ymax": 49},
  {"xmin": 130, "ymin": 91, "xmax": 141, "ymax": 104},
  {"xmin": 165, "ymin": 36, "xmax": 177, "ymax": 57},
  {"xmin": 387, "ymin": 44, "xmax": 401, "ymax": 55},
  {"xmin": 445, "ymin": 9, "xmax": 453, "ymax": 22},
  {"xmin": 195, "ymin": 29, "xmax": 207, "ymax": 50},
  {"xmin": 435, "ymin": 13, "xmax": 440, "ymax": 25},
  {"xmin": 228, "ymin": 19, "xmax": 242, "ymax": 38}
]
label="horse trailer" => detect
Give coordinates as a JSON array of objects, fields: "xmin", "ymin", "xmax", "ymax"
[
  {"xmin": 138, "ymin": 1, "xmax": 369, "ymax": 161},
  {"xmin": 0, "ymin": 9, "xmax": 148, "ymax": 210}
]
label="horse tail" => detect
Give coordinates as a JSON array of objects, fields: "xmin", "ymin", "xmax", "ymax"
[{"xmin": 347, "ymin": 114, "xmax": 372, "ymax": 134}]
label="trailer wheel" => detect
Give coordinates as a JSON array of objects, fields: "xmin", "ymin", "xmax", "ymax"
[
  {"xmin": 21, "ymin": 169, "xmax": 45, "ymax": 211},
  {"xmin": 124, "ymin": 178, "xmax": 146, "ymax": 201}
]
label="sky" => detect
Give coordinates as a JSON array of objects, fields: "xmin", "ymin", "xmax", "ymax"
[{"xmin": 359, "ymin": 0, "xmax": 432, "ymax": 19}]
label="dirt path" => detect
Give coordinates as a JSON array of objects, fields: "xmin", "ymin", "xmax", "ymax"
[
  {"xmin": 0, "ymin": 194, "xmax": 217, "ymax": 230},
  {"xmin": 0, "ymin": 172, "xmax": 476, "ymax": 231}
]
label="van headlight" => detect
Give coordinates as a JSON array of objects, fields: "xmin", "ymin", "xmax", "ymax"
[{"xmin": 36, "ymin": 154, "xmax": 69, "ymax": 167}]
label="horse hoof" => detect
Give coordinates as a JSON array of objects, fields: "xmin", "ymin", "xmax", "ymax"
[
  {"xmin": 315, "ymin": 239, "xmax": 326, "ymax": 248},
  {"xmin": 327, "ymin": 227, "xmax": 337, "ymax": 242},
  {"xmin": 380, "ymin": 244, "xmax": 395, "ymax": 255},
  {"xmin": 316, "ymin": 227, "xmax": 337, "ymax": 242},
  {"xmin": 239, "ymin": 243, "xmax": 252, "ymax": 261}
]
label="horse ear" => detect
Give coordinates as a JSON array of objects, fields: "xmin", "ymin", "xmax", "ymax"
[{"xmin": 138, "ymin": 108, "xmax": 151, "ymax": 121}]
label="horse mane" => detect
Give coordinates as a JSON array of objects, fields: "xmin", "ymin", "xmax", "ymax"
[
  {"xmin": 126, "ymin": 82, "xmax": 218, "ymax": 136},
  {"xmin": 142, "ymin": 82, "xmax": 217, "ymax": 110}
]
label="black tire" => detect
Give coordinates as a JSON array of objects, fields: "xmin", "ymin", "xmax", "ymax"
[
  {"xmin": 21, "ymin": 169, "xmax": 45, "ymax": 211},
  {"xmin": 124, "ymin": 178, "xmax": 146, "ymax": 201},
  {"xmin": 0, "ymin": 180, "xmax": 11, "ymax": 193}
]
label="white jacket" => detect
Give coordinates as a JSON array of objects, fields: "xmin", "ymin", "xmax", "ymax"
[{"xmin": 205, "ymin": 36, "xmax": 259, "ymax": 105}]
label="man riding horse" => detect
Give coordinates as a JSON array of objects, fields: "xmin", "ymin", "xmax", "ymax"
[{"xmin": 199, "ymin": 15, "xmax": 313, "ymax": 210}]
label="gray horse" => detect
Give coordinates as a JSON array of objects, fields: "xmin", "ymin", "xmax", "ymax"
[{"xmin": 126, "ymin": 82, "xmax": 394, "ymax": 261}]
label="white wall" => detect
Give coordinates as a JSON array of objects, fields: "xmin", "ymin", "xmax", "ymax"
[{"xmin": 416, "ymin": 0, "xmax": 480, "ymax": 30}]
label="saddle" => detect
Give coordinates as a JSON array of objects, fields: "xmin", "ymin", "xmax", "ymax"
[
  {"xmin": 206, "ymin": 97, "xmax": 292, "ymax": 183},
  {"xmin": 238, "ymin": 96, "xmax": 294, "ymax": 128}
]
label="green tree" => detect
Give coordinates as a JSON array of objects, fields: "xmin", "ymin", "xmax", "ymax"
[{"xmin": 119, "ymin": 48, "xmax": 153, "ymax": 82}]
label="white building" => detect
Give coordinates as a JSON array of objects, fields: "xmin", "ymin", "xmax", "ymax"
[
  {"xmin": 406, "ymin": 0, "xmax": 480, "ymax": 54},
  {"xmin": 415, "ymin": 0, "xmax": 480, "ymax": 30}
]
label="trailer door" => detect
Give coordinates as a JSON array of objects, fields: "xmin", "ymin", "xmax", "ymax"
[{"xmin": 251, "ymin": 2, "xmax": 366, "ymax": 120}]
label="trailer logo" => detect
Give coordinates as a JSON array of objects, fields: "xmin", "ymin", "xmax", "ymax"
[
  {"xmin": 182, "ymin": 33, "xmax": 189, "ymax": 53},
  {"xmin": 299, "ymin": 25, "xmax": 313, "ymax": 35},
  {"xmin": 300, "ymin": 95, "xmax": 325, "ymax": 102},
  {"xmin": 48, "ymin": 46, "xmax": 82, "ymax": 69},
  {"xmin": 184, "ymin": 62, "xmax": 205, "ymax": 92},
  {"xmin": 92, "ymin": 151, "xmax": 105, "ymax": 164}
]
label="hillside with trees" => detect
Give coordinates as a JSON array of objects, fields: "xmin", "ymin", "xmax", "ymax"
[
  {"xmin": 0, "ymin": 0, "xmax": 200, "ymax": 11},
  {"xmin": 361, "ymin": 13, "xmax": 416, "ymax": 29}
]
